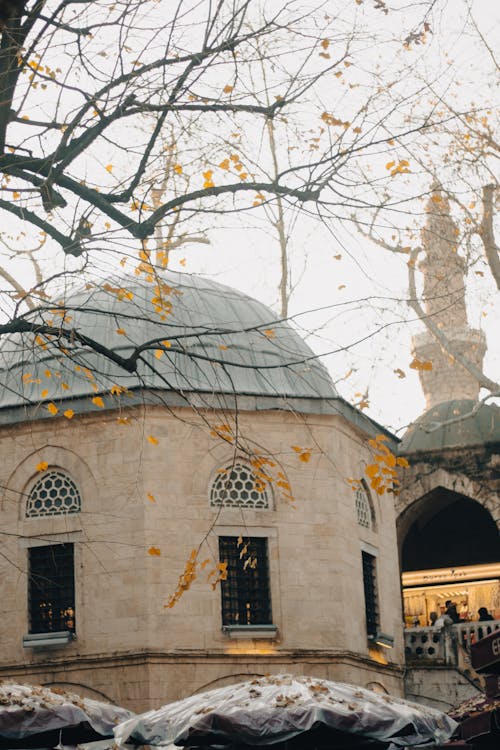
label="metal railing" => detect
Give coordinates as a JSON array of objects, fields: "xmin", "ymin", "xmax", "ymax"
[{"xmin": 404, "ymin": 619, "xmax": 500, "ymax": 666}]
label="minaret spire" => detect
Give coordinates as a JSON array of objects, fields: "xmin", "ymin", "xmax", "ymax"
[{"xmin": 411, "ymin": 185, "xmax": 486, "ymax": 409}]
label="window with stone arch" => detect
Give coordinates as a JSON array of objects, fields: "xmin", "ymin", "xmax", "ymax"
[
  {"xmin": 26, "ymin": 469, "xmax": 82, "ymax": 518},
  {"xmin": 355, "ymin": 482, "xmax": 375, "ymax": 530},
  {"xmin": 210, "ymin": 462, "xmax": 272, "ymax": 510}
]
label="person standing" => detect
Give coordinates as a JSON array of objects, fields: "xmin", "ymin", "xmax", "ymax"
[{"xmin": 445, "ymin": 601, "xmax": 460, "ymax": 623}]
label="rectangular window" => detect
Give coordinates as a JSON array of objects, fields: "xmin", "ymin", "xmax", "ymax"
[
  {"xmin": 219, "ymin": 536, "xmax": 272, "ymax": 626},
  {"xmin": 362, "ymin": 550, "xmax": 379, "ymax": 637},
  {"xmin": 28, "ymin": 544, "xmax": 75, "ymax": 634}
]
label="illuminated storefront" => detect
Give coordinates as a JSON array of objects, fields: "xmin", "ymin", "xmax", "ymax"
[{"xmin": 402, "ymin": 563, "xmax": 500, "ymax": 627}]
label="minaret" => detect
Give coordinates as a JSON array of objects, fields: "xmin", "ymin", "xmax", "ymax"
[{"xmin": 411, "ymin": 186, "xmax": 486, "ymax": 409}]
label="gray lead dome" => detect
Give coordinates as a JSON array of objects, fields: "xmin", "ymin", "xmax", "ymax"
[
  {"xmin": 400, "ymin": 398, "xmax": 500, "ymax": 453},
  {"xmin": 0, "ymin": 271, "xmax": 337, "ymax": 420}
]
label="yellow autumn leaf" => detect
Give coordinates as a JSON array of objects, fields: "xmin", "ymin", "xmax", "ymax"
[
  {"xmin": 365, "ymin": 464, "xmax": 379, "ymax": 478},
  {"xmin": 299, "ymin": 451, "xmax": 311, "ymax": 463},
  {"xmin": 47, "ymin": 402, "xmax": 58, "ymax": 415},
  {"xmin": 105, "ymin": 164, "xmax": 113, "ymax": 173},
  {"xmin": 409, "ymin": 356, "xmax": 433, "ymax": 371},
  {"xmin": 321, "ymin": 39, "xmax": 330, "ymax": 50},
  {"xmin": 13, "ymin": 191, "xmax": 21, "ymax": 200},
  {"xmin": 147, "ymin": 493, "xmax": 156, "ymax": 503},
  {"xmin": 393, "ymin": 368, "xmax": 406, "ymax": 379},
  {"xmin": 397, "ymin": 456, "xmax": 410, "ymax": 468},
  {"xmin": 155, "ymin": 349, "xmax": 164, "ymax": 359},
  {"xmin": 41, "ymin": 389, "xmax": 49, "ymax": 398},
  {"xmin": 63, "ymin": 409, "xmax": 74, "ymax": 419},
  {"xmin": 36, "ymin": 461, "xmax": 48, "ymax": 472},
  {"xmin": 116, "ymin": 328, "xmax": 126, "ymax": 335},
  {"xmin": 219, "ymin": 158, "xmax": 230, "ymax": 170},
  {"xmin": 179, "ymin": 258, "xmax": 186, "ymax": 266},
  {"xmin": 173, "ymin": 164, "xmax": 182, "ymax": 174},
  {"xmin": 161, "ymin": 340, "xmax": 171, "ymax": 348},
  {"xmin": 263, "ymin": 329, "xmax": 275, "ymax": 338},
  {"xmin": 147, "ymin": 435, "xmax": 159, "ymax": 445},
  {"xmin": 117, "ymin": 416, "xmax": 131, "ymax": 425},
  {"xmin": 223, "ymin": 84, "xmax": 233, "ymax": 93},
  {"xmin": 92, "ymin": 396, "xmax": 105, "ymax": 408},
  {"xmin": 203, "ymin": 169, "xmax": 214, "ymax": 188},
  {"xmin": 148, "ymin": 546, "xmax": 161, "ymax": 556}
]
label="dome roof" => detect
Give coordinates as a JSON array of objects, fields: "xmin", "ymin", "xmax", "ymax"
[
  {"xmin": 0, "ymin": 272, "xmax": 337, "ymax": 419},
  {"xmin": 400, "ymin": 399, "xmax": 500, "ymax": 454}
]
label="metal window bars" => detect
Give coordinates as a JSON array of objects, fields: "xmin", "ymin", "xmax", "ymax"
[
  {"xmin": 219, "ymin": 536, "xmax": 272, "ymax": 626},
  {"xmin": 28, "ymin": 544, "xmax": 75, "ymax": 634},
  {"xmin": 362, "ymin": 551, "xmax": 379, "ymax": 637}
]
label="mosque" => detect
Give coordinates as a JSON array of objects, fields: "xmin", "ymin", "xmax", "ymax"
[{"xmin": 0, "ymin": 190, "xmax": 498, "ymax": 712}]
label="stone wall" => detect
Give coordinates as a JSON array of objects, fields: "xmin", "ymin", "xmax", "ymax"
[
  {"xmin": 0, "ymin": 403, "xmax": 404, "ymax": 709},
  {"xmin": 405, "ymin": 666, "xmax": 481, "ymax": 711}
]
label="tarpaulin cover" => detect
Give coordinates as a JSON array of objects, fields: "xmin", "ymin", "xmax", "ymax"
[
  {"xmin": 449, "ymin": 693, "xmax": 500, "ymax": 742},
  {"xmin": 0, "ymin": 681, "xmax": 134, "ymax": 748},
  {"xmin": 114, "ymin": 674, "xmax": 457, "ymax": 749}
]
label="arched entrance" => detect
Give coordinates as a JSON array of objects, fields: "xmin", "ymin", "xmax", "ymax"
[{"xmin": 399, "ymin": 488, "xmax": 500, "ymax": 626}]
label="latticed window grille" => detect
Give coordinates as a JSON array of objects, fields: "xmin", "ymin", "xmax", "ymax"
[
  {"xmin": 26, "ymin": 470, "xmax": 81, "ymax": 517},
  {"xmin": 362, "ymin": 551, "xmax": 379, "ymax": 637},
  {"xmin": 355, "ymin": 485, "xmax": 373, "ymax": 529},
  {"xmin": 28, "ymin": 543, "xmax": 76, "ymax": 634},
  {"xmin": 210, "ymin": 463, "xmax": 270, "ymax": 509},
  {"xmin": 219, "ymin": 536, "xmax": 272, "ymax": 626}
]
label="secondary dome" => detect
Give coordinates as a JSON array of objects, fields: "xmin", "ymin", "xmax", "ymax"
[
  {"xmin": 0, "ymin": 272, "xmax": 337, "ymax": 419},
  {"xmin": 400, "ymin": 398, "xmax": 500, "ymax": 454}
]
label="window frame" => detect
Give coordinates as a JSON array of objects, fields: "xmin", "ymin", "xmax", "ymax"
[
  {"xmin": 218, "ymin": 535, "xmax": 274, "ymax": 630},
  {"xmin": 361, "ymin": 549, "xmax": 379, "ymax": 638},
  {"xmin": 26, "ymin": 469, "xmax": 82, "ymax": 518},
  {"xmin": 355, "ymin": 481, "xmax": 374, "ymax": 530},
  {"xmin": 28, "ymin": 542, "xmax": 76, "ymax": 635},
  {"xmin": 209, "ymin": 462, "xmax": 272, "ymax": 510}
]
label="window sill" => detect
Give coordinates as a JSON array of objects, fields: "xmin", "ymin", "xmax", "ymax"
[
  {"xmin": 23, "ymin": 631, "xmax": 76, "ymax": 649},
  {"xmin": 222, "ymin": 624, "xmax": 278, "ymax": 639}
]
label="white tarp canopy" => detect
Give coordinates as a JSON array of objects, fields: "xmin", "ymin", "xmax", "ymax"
[
  {"xmin": 0, "ymin": 681, "xmax": 133, "ymax": 748},
  {"xmin": 114, "ymin": 674, "xmax": 457, "ymax": 750}
]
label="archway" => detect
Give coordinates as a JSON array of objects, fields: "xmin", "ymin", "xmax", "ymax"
[
  {"xmin": 402, "ymin": 488, "xmax": 499, "ymax": 571},
  {"xmin": 400, "ymin": 488, "xmax": 500, "ymax": 626}
]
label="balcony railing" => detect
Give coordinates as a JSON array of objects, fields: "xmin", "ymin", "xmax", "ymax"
[{"xmin": 404, "ymin": 619, "xmax": 500, "ymax": 666}]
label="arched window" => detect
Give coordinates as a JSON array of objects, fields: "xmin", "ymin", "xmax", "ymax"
[
  {"xmin": 355, "ymin": 483, "xmax": 373, "ymax": 529},
  {"xmin": 26, "ymin": 470, "xmax": 82, "ymax": 518},
  {"xmin": 210, "ymin": 463, "xmax": 270, "ymax": 509}
]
